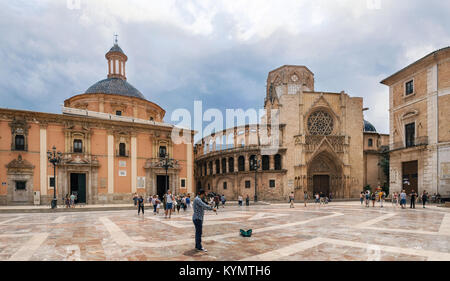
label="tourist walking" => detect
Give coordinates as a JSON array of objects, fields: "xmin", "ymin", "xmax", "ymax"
[
  {"xmin": 289, "ymin": 192, "xmax": 295, "ymax": 208},
  {"xmin": 221, "ymin": 194, "xmax": 226, "ymax": 208},
  {"xmin": 214, "ymin": 195, "xmax": 220, "ymax": 208},
  {"xmin": 422, "ymin": 191, "xmax": 428, "ymax": 208},
  {"xmin": 65, "ymin": 194, "xmax": 70, "ymax": 208},
  {"xmin": 360, "ymin": 192, "xmax": 364, "ymax": 205},
  {"xmin": 400, "ymin": 190, "xmax": 407, "ymax": 209},
  {"xmin": 315, "ymin": 193, "xmax": 320, "ymax": 204},
  {"xmin": 165, "ymin": 190, "xmax": 175, "ymax": 218},
  {"xmin": 410, "ymin": 190, "xmax": 417, "ymax": 209},
  {"xmin": 137, "ymin": 195, "xmax": 145, "ymax": 215},
  {"xmin": 379, "ymin": 191, "xmax": 385, "ymax": 208},
  {"xmin": 238, "ymin": 195, "xmax": 243, "ymax": 206},
  {"xmin": 304, "ymin": 191, "xmax": 308, "ymax": 207},
  {"xmin": 392, "ymin": 192, "xmax": 398, "ymax": 207},
  {"xmin": 133, "ymin": 193, "xmax": 138, "ymax": 208},
  {"xmin": 192, "ymin": 189, "xmax": 216, "ymax": 252},
  {"xmin": 176, "ymin": 196, "xmax": 182, "ymax": 214},
  {"xmin": 185, "ymin": 195, "xmax": 191, "ymax": 209},
  {"xmin": 245, "ymin": 195, "xmax": 250, "ymax": 206},
  {"xmin": 70, "ymin": 193, "xmax": 76, "ymax": 208},
  {"xmin": 371, "ymin": 192, "xmax": 376, "ymax": 207},
  {"xmin": 365, "ymin": 191, "xmax": 370, "ymax": 208}
]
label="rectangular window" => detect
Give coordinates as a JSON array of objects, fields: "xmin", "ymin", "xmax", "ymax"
[
  {"xmin": 245, "ymin": 180, "xmax": 251, "ymax": 189},
  {"xmin": 269, "ymin": 180, "xmax": 276, "ymax": 188},
  {"xmin": 405, "ymin": 80, "xmax": 414, "ymax": 95},
  {"xmin": 119, "ymin": 143, "xmax": 126, "ymax": 157},
  {"xmin": 116, "ymin": 111, "xmax": 122, "ymax": 116},
  {"xmin": 49, "ymin": 177, "xmax": 55, "ymax": 187},
  {"xmin": 73, "ymin": 139, "xmax": 83, "ymax": 153},
  {"xmin": 181, "ymin": 179, "xmax": 186, "ymax": 188},
  {"xmin": 159, "ymin": 146, "xmax": 167, "ymax": 158},
  {"xmin": 405, "ymin": 123, "xmax": 415, "ymax": 148},
  {"xmin": 368, "ymin": 138, "xmax": 373, "ymax": 147},
  {"xmin": 15, "ymin": 181, "xmax": 26, "ymax": 190},
  {"xmin": 223, "ymin": 182, "xmax": 227, "ymax": 190},
  {"xmin": 15, "ymin": 135, "xmax": 25, "ymax": 151}
]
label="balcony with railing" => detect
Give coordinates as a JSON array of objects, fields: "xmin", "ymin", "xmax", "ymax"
[{"xmin": 392, "ymin": 136, "xmax": 428, "ymax": 150}]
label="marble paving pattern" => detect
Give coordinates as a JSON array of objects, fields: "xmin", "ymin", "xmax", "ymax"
[{"xmin": 0, "ymin": 202, "xmax": 449, "ymax": 261}]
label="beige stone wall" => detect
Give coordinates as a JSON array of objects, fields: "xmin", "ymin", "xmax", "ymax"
[{"xmin": 438, "ymin": 95, "xmax": 450, "ymax": 142}]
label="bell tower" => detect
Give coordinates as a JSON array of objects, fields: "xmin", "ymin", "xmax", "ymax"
[{"xmin": 105, "ymin": 35, "xmax": 128, "ymax": 80}]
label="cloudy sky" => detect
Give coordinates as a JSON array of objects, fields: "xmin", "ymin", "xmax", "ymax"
[{"xmin": 0, "ymin": 0, "xmax": 449, "ymax": 137}]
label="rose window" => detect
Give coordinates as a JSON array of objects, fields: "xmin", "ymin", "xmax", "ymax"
[{"xmin": 307, "ymin": 111, "xmax": 334, "ymax": 135}]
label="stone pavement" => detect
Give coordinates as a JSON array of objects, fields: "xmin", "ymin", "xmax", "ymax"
[{"xmin": 0, "ymin": 201, "xmax": 449, "ymax": 261}]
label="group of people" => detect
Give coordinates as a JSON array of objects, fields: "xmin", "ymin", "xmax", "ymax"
[
  {"xmin": 64, "ymin": 193, "xmax": 77, "ymax": 208},
  {"xmin": 360, "ymin": 189, "xmax": 430, "ymax": 209},
  {"xmin": 313, "ymin": 192, "xmax": 332, "ymax": 205},
  {"xmin": 237, "ymin": 195, "xmax": 251, "ymax": 206},
  {"xmin": 132, "ymin": 191, "xmax": 193, "ymax": 217},
  {"xmin": 208, "ymin": 194, "xmax": 227, "ymax": 208}
]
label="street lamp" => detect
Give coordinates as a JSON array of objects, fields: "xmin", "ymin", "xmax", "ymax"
[
  {"xmin": 159, "ymin": 152, "xmax": 175, "ymax": 194},
  {"xmin": 47, "ymin": 146, "xmax": 62, "ymax": 209},
  {"xmin": 250, "ymin": 156, "xmax": 261, "ymax": 202}
]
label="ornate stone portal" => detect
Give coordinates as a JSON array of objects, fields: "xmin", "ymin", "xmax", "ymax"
[{"xmin": 6, "ymin": 155, "xmax": 35, "ymax": 204}]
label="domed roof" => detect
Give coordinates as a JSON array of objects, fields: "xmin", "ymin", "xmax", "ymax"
[
  {"xmin": 84, "ymin": 78, "xmax": 146, "ymax": 100},
  {"xmin": 108, "ymin": 44, "xmax": 124, "ymax": 54},
  {"xmin": 364, "ymin": 120, "xmax": 377, "ymax": 133}
]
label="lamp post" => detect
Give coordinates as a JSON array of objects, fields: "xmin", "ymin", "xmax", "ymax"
[
  {"xmin": 159, "ymin": 152, "xmax": 175, "ymax": 194},
  {"xmin": 250, "ymin": 157, "xmax": 261, "ymax": 202},
  {"xmin": 47, "ymin": 146, "xmax": 62, "ymax": 209}
]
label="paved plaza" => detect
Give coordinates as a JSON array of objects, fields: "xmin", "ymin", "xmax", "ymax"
[{"xmin": 1, "ymin": 202, "xmax": 450, "ymax": 261}]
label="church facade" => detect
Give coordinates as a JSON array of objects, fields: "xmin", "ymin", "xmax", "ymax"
[
  {"xmin": 194, "ymin": 66, "xmax": 388, "ymax": 200},
  {"xmin": 0, "ymin": 42, "xmax": 194, "ymax": 205}
]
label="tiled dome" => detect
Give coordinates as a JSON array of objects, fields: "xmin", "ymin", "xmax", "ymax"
[
  {"xmin": 364, "ymin": 120, "xmax": 377, "ymax": 133},
  {"xmin": 84, "ymin": 78, "xmax": 146, "ymax": 100}
]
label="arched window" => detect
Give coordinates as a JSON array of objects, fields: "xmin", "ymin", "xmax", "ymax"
[
  {"xmin": 15, "ymin": 135, "xmax": 25, "ymax": 151},
  {"xmin": 215, "ymin": 159, "xmax": 220, "ymax": 174},
  {"xmin": 73, "ymin": 139, "xmax": 83, "ymax": 153},
  {"xmin": 203, "ymin": 163, "xmax": 207, "ymax": 176},
  {"xmin": 208, "ymin": 162, "xmax": 213, "ymax": 175},
  {"xmin": 274, "ymin": 154, "xmax": 282, "ymax": 170},
  {"xmin": 119, "ymin": 143, "xmax": 126, "ymax": 157},
  {"xmin": 228, "ymin": 157, "xmax": 234, "ymax": 173},
  {"xmin": 238, "ymin": 156, "xmax": 245, "ymax": 172},
  {"xmin": 262, "ymin": 155, "xmax": 270, "ymax": 170},
  {"xmin": 222, "ymin": 158, "xmax": 227, "ymax": 174},
  {"xmin": 249, "ymin": 155, "xmax": 256, "ymax": 171}
]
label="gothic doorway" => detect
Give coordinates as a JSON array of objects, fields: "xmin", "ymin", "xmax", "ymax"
[
  {"xmin": 307, "ymin": 151, "xmax": 343, "ymax": 197},
  {"xmin": 313, "ymin": 175, "xmax": 330, "ymax": 195}
]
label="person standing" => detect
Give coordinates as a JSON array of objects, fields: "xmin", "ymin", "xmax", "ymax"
[
  {"xmin": 304, "ymin": 191, "xmax": 308, "ymax": 207},
  {"xmin": 400, "ymin": 190, "xmax": 407, "ymax": 209},
  {"xmin": 185, "ymin": 195, "xmax": 191, "ymax": 209},
  {"xmin": 165, "ymin": 190, "xmax": 174, "ymax": 219},
  {"xmin": 221, "ymin": 194, "xmax": 226, "ymax": 208},
  {"xmin": 360, "ymin": 192, "xmax": 364, "ymax": 205},
  {"xmin": 192, "ymin": 190, "xmax": 216, "ymax": 252},
  {"xmin": 176, "ymin": 196, "xmax": 182, "ymax": 214},
  {"xmin": 410, "ymin": 190, "xmax": 417, "ymax": 209},
  {"xmin": 289, "ymin": 192, "xmax": 295, "ymax": 208},
  {"xmin": 70, "ymin": 193, "xmax": 76, "ymax": 208},
  {"xmin": 245, "ymin": 195, "xmax": 250, "ymax": 206},
  {"xmin": 133, "ymin": 193, "xmax": 138, "ymax": 208},
  {"xmin": 422, "ymin": 191, "xmax": 428, "ymax": 208},
  {"xmin": 238, "ymin": 195, "xmax": 243, "ymax": 206},
  {"xmin": 371, "ymin": 192, "xmax": 376, "ymax": 208},
  {"xmin": 137, "ymin": 195, "xmax": 145, "ymax": 215},
  {"xmin": 214, "ymin": 195, "xmax": 220, "ymax": 209}
]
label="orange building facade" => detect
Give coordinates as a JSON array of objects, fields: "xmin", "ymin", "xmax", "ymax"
[{"xmin": 0, "ymin": 43, "xmax": 194, "ymax": 205}]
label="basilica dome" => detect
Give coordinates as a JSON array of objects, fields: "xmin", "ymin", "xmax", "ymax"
[
  {"xmin": 363, "ymin": 120, "xmax": 377, "ymax": 133},
  {"xmin": 84, "ymin": 77, "xmax": 146, "ymax": 100}
]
